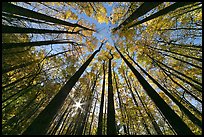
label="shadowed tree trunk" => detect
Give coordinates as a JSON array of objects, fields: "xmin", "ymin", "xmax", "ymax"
[
  {"xmin": 107, "ymin": 51, "xmax": 117, "ymax": 135},
  {"xmin": 158, "ymin": 52, "xmax": 202, "ymax": 69},
  {"xmin": 123, "ymin": 70, "xmax": 151, "ymax": 135},
  {"xmin": 2, "ymin": 2, "xmax": 95, "ymax": 31},
  {"xmin": 2, "ymin": 25, "xmax": 82, "ymax": 34},
  {"xmin": 113, "ymin": 67, "xmax": 128, "ymax": 135},
  {"xmin": 88, "ymin": 93, "xmax": 98, "ymax": 135},
  {"xmin": 2, "ymin": 39, "xmax": 83, "ymax": 49},
  {"xmin": 113, "ymin": 2, "xmax": 162, "ymax": 32},
  {"xmin": 97, "ymin": 61, "xmax": 106, "ymax": 135},
  {"xmin": 146, "ymin": 54, "xmax": 202, "ymax": 93},
  {"xmin": 23, "ymin": 42, "xmax": 104, "ymax": 135},
  {"xmin": 76, "ymin": 72, "xmax": 99, "ymax": 135},
  {"xmin": 127, "ymin": 2, "xmax": 195, "ymax": 29},
  {"xmin": 115, "ymin": 45, "xmax": 194, "ymax": 135},
  {"xmin": 147, "ymin": 45, "xmax": 202, "ymax": 62},
  {"xmin": 126, "ymin": 53, "xmax": 202, "ymax": 129}
]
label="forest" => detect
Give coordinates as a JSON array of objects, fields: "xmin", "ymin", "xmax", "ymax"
[{"xmin": 2, "ymin": 2, "xmax": 202, "ymax": 135}]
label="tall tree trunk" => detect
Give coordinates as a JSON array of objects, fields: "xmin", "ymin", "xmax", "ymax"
[
  {"xmin": 113, "ymin": 2, "xmax": 162, "ymax": 32},
  {"xmin": 112, "ymin": 67, "xmax": 128, "ymax": 135},
  {"xmin": 147, "ymin": 54, "xmax": 202, "ymax": 92},
  {"xmin": 2, "ymin": 39, "xmax": 82, "ymax": 49},
  {"xmin": 126, "ymin": 53, "xmax": 202, "ymax": 129},
  {"xmin": 97, "ymin": 61, "xmax": 106, "ymax": 135},
  {"xmin": 158, "ymin": 59, "xmax": 202, "ymax": 103},
  {"xmin": 123, "ymin": 70, "xmax": 151, "ymax": 135},
  {"xmin": 107, "ymin": 52, "xmax": 117, "ymax": 135},
  {"xmin": 115, "ymin": 46, "xmax": 194, "ymax": 135},
  {"xmin": 132, "ymin": 85, "xmax": 163, "ymax": 135},
  {"xmin": 88, "ymin": 93, "xmax": 98, "ymax": 135},
  {"xmin": 147, "ymin": 45, "xmax": 202, "ymax": 62},
  {"xmin": 150, "ymin": 55, "xmax": 202, "ymax": 87},
  {"xmin": 23, "ymin": 42, "xmax": 104, "ymax": 135},
  {"xmin": 128, "ymin": 2, "xmax": 195, "ymax": 29},
  {"xmin": 159, "ymin": 52, "xmax": 202, "ymax": 69},
  {"xmin": 2, "ymin": 25, "xmax": 81, "ymax": 34},
  {"xmin": 76, "ymin": 73, "xmax": 99, "ymax": 135},
  {"xmin": 2, "ymin": 2, "xmax": 94, "ymax": 31}
]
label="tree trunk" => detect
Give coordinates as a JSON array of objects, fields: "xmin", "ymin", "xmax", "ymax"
[
  {"xmin": 2, "ymin": 2, "xmax": 94, "ymax": 31},
  {"xmin": 126, "ymin": 53, "xmax": 202, "ymax": 129},
  {"xmin": 147, "ymin": 45, "xmax": 202, "ymax": 62},
  {"xmin": 123, "ymin": 70, "xmax": 151, "ymax": 135},
  {"xmin": 148, "ymin": 55, "xmax": 202, "ymax": 92},
  {"xmin": 113, "ymin": 67, "xmax": 128, "ymax": 135},
  {"xmin": 76, "ymin": 73, "xmax": 99, "ymax": 135},
  {"xmin": 114, "ymin": 2, "xmax": 162, "ymax": 31},
  {"xmin": 160, "ymin": 52, "xmax": 202, "ymax": 69},
  {"xmin": 2, "ymin": 25, "xmax": 81, "ymax": 34},
  {"xmin": 23, "ymin": 42, "xmax": 104, "ymax": 135},
  {"xmin": 128, "ymin": 2, "xmax": 195, "ymax": 29},
  {"xmin": 107, "ymin": 52, "xmax": 117, "ymax": 135},
  {"xmin": 115, "ymin": 46, "xmax": 194, "ymax": 135},
  {"xmin": 97, "ymin": 61, "xmax": 106, "ymax": 135},
  {"xmin": 2, "ymin": 39, "xmax": 82, "ymax": 49},
  {"xmin": 88, "ymin": 94, "xmax": 98, "ymax": 135}
]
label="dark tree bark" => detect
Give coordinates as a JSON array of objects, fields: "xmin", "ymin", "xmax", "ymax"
[
  {"xmin": 123, "ymin": 70, "xmax": 151, "ymax": 135},
  {"xmin": 107, "ymin": 51, "xmax": 117, "ymax": 135},
  {"xmin": 156, "ymin": 58, "xmax": 202, "ymax": 103},
  {"xmin": 132, "ymin": 85, "xmax": 163, "ymax": 135},
  {"xmin": 147, "ymin": 54, "xmax": 202, "ymax": 92},
  {"xmin": 2, "ymin": 12, "xmax": 53, "ymax": 26},
  {"xmin": 2, "ymin": 39, "xmax": 82, "ymax": 49},
  {"xmin": 127, "ymin": 2, "xmax": 195, "ymax": 29},
  {"xmin": 76, "ymin": 73, "xmax": 99, "ymax": 135},
  {"xmin": 126, "ymin": 53, "xmax": 202, "ymax": 129},
  {"xmin": 115, "ymin": 45, "xmax": 194, "ymax": 135},
  {"xmin": 113, "ymin": 2, "xmax": 162, "ymax": 32},
  {"xmin": 2, "ymin": 2, "xmax": 94, "ymax": 31},
  {"xmin": 159, "ymin": 52, "xmax": 202, "ymax": 69},
  {"xmin": 2, "ymin": 25, "xmax": 82, "ymax": 34},
  {"xmin": 88, "ymin": 94, "xmax": 98, "ymax": 135},
  {"xmin": 113, "ymin": 67, "xmax": 128, "ymax": 135},
  {"xmin": 97, "ymin": 61, "xmax": 106, "ymax": 135},
  {"xmin": 23, "ymin": 42, "xmax": 104, "ymax": 135},
  {"xmin": 147, "ymin": 45, "xmax": 202, "ymax": 62}
]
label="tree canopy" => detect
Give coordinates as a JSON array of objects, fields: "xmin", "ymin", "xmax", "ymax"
[{"xmin": 2, "ymin": 2, "xmax": 202, "ymax": 135}]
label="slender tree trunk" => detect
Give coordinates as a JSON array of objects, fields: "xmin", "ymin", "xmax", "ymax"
[
  {"xmin": 147, "ymin": 45, "xmax": 202, "ymax": 62},
  {"xmin": 151, "ymin": 55, "xmax": 202, "ymax": 87},
  {"xmin": 157, "ymin": 40, "xmax": 202, "ymax": 49},
  {"xmin": 2, "ymin": 2, "xmax": 94, "ymax": 31},
  {"xmin": 2, "ymin": 39, "xmax": 82, "ymax": 49},
  {"xmin": 132, "ymin": 85, "xmax": 163, "ymax": 135},
  {"xmin": 115, "ymin": 46, "xmax": 194, "ymax": 135},
  {"xmin": 123, "ymin": 70, "xmax": 151, "ymax": 135},
  {"xmin": 88, "ymin": 94, "xmax": 98, "ymax": 135},
  {"xmin": 128, "ymin": 2, "xmax": 195, "ymax": 29},
  {"xmin": 2, "ymin": 25, "xmax": 81, "ymax": 34},
  {"xmin": 114, "ymin": 2, "xmax": 162, "ymax": 31},
  {"xmin": 103, "ymin": 98, "xmax": 107, "ymax": 135},
  {"xmin": 2, "ymin": 12, "xmax": 53, "ymax": 26},
  {"xmin": 23, "ymin": 43, "xmax": 104, "ymax": 135},
  {"xmin": 158, "ymin": 59, "xmax": 202, "ymax": 103},
  {"xmin": 97, "ymin": 61, "xmax": 106, "ymax": 135},
  {"xmin": 107, "ymin": 52, "xmax": 117, "ymax": 135},
  {"xmin": 126, "ymin": 53, "xmax": 202, "ymax": 129},
  {"xmin": 148, "ymin": 55, "xmax": 202, "ymax": 92},
  {"xmin": 160, "ymin": 52, "xmax": 202, "ymax": 69},
  {"xmin": 76, "ymin": 73, "xmax": 98, "ymax": 135},
  {"xmin": 113, "ymin": 67, "xmax": 128, "ymax": 135}
]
